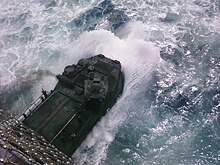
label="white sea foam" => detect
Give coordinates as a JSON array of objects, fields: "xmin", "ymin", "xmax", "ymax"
[
  {"xmin": 0, "ymin": 0, "xmax": 100, "ymax": 85},
  {"xmin": 213, "ymin": 19, "xmax": 220, "ymax": 34},
  {"xmin": 70, "ymin": 21, "xmax": 161, "ymax": 165},
  {"xmin": 0, "ymin": 66, "xmax": 16, "ymax": 86},
  {"xmin": 0, "ymin": 0, "xmax": 219, "ymax": 164}
]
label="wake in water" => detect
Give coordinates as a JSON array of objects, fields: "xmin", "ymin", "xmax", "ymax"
[
  {"xmin": 69, "ymin": 21, "xmax": 161, "ymax": 164},
  {"xmin": 0, "ymin": 0, "xmax": 220, "ymax": 165}
]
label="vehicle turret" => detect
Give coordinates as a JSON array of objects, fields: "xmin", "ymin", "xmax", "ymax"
[
  {"xmin": 21, "ymin": 54, "xmax": 124, "ymax": 157},
  {"xmin": 0, "ymin": 54, "xmax": 124, "ymax": 164}
]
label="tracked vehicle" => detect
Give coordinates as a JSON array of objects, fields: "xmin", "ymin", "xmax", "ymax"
[{"xmin": 0, "ymin": 54, "xmax": 124, "ymax": 164}]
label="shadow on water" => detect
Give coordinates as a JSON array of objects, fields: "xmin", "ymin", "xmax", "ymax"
[{"xmin": 0, "ymin": 70, "xmax": 56, "ymax": 114}]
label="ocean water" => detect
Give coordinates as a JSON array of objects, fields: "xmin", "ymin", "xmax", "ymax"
[{"xmin": 0, "ymin": 0, "xmax": 220, "ymax": 165}]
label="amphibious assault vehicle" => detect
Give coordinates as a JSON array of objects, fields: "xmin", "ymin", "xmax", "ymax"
[{"xmin": 0, "ymin": 54, "xmax": 124, "ymax": 164}]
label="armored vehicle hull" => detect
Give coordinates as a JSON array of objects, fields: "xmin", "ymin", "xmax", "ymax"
[
  {"xmin": 21, "ymin": 54, "xmax": 124, "ymax": 157},
  {"xmin": 0, "ymin": 109, "xmax": 71, "ymax": 164}
]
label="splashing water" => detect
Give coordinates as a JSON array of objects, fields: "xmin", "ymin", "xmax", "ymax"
[{"xmin": 0, "ymin": 0, "xmax": 220, "ymax": 165}]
